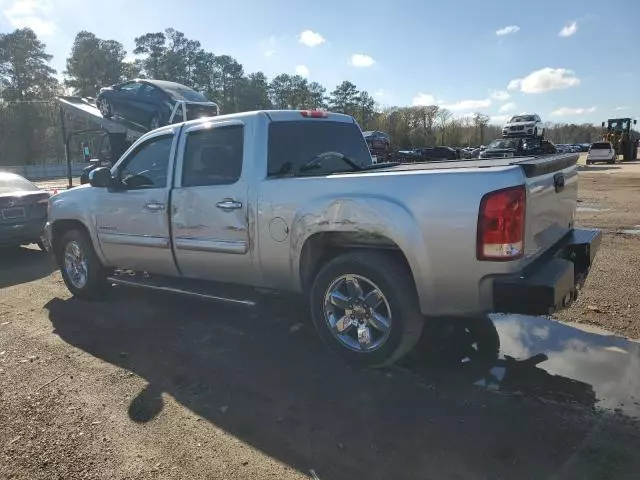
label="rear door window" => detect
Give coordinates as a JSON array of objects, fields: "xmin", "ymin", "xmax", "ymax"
[{"xmin": 267, "ymin": 121, "xmax": 372, "ymax": 177}]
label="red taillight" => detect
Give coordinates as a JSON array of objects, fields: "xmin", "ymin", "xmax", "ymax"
[
  {"xmin": 477, "ymin": 185, "xmax": 526, "ymax": 261},
  {"xmin": 300, "ymin": 110, "xmax": 328, "ymax": 118}
]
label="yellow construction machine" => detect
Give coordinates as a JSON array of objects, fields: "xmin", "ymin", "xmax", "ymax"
[{"xmin": 600, "ymin": 117, "xmax": 639, "ymax": 161}]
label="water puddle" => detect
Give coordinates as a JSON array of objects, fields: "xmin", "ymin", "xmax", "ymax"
[
  {"xmin": 401, "ymin": 315, "xmax": 640, "ymax": 419},
  {"xmin": 618, "ymin": 226, "xmax": 640, "ymax": 236}
]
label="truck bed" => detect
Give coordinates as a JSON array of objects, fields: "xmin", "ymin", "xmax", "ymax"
[{"xmin": 373, "ymin": 153, "xmax": 579, "ymax": 176}]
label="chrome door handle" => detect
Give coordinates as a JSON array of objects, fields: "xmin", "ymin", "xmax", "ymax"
[
  {"xmin": 216, "ymin": 200, "xmax": 243, "ymax": 211},
  {"xmin": 144, "ymin": 202, "xmax": 165, "ymax": 211}
]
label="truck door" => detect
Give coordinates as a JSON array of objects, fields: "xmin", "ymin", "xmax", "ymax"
[
  {"xmin": 93, "ymin": 129, "xmax": 179, "ymax": 275},
  {"xmin": 170, "ymin": 120, "xmax": 255, "ymax": 285}
]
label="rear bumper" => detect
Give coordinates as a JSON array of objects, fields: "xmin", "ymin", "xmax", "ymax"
[
  {"xmin": 492, "ymin": 228, "xmax": 602, "ymax": 316},
  {"xmin": 0, "ymin": 219, "xmax": 46, "ymax": 247}
]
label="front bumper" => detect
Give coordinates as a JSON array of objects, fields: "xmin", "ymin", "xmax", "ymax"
[
  {"xmin": 493, "ymin": 229, "xmax": 602, "ymax": 316},
  {"xmin": 502, "ymin": 129, "xmax": 535, "ymax": 137}
]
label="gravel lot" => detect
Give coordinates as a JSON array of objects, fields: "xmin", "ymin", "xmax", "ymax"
[
  {"xmin": 1, "ymin": 163, "xmax": 640, "ymax": 479},
  {"xmin": 557, "ymin": 161, "xmax": 640, "ymax": 338}
]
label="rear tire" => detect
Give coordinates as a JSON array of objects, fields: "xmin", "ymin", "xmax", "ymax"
[
  {"xmin": 309, "ymin": 251, "xmax": 425, "ymax": 367},
  {"xmin": 56, "ymin": 229, "xmax": 109, "ymax": 300}
]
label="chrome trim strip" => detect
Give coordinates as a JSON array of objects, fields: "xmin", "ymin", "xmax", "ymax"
[
  {"xmin": 174, "ymin": 237, "xmax": 247, "ymax": 254},
  {"xmin": 99, "ymin": 232, "xmax": 169, "ymax": 248},
  {"xmin": 106, "ymin": 276, "xmax": 256, "ymax": 307}
]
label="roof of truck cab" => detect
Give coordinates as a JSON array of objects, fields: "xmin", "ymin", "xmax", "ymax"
[{"xmin": 179, "ymin": 109, "xmax": 355, "ymax": 129}]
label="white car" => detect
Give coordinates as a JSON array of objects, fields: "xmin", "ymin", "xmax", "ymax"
[
  {"xmin": 586, "ymin": 141, "xmax": 616, "ymax": 165},
  {"xmin": 502, "ymin": 114, "xmax": 544, "ymax": 139}
]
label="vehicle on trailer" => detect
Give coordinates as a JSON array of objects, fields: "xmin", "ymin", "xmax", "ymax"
[
  {"xmin": 0, "ymin": 172, "xmax": 49, "ymax": 250},
  {"xmin": 479, "ymin": 137, "xmax": 556, "ymax": 159},
  {"xmin": 45, "ymin": 109, "xmax": 601, "ymax": 367},
  {"xmin": 96, "ymin": 79, "xmax": 219, "ymax": 132},
  {"xmin": 501, "ymin": 113, "xmax": 545, "ymax": 139},
  {"xmin": 586, "ymin": 141, "xmax": 616, "ymax": 165},
  {"xmin": 362, "ymin": 131, "xmax": 391, "ymax": 153},
  {"xmin": 600, "ymin": 117, "xmax": 638, "ymax": 161}
]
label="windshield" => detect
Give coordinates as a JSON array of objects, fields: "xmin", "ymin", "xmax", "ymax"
[
  {"xmin": 0, "ymin": 173, "xmax": 39, "ymax": 194},
  {"xmin": 590, "ymin": 142, "xmax": 611, "ymax": 150},
  {"xmin": 488, "ymin": 139, "xmax": 517, "ymax": 149},
  {"xmin": 509, "ymin": 115, "xmax": 535, "ymax": 123},
  {"xmin": 267, "ymin": 121, "xmax": 373, "ymax": 176}
]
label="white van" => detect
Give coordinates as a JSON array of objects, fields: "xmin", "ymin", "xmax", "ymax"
[{"xmin": 586, "ymin": 142, "xmax": 616, "ymax": 165}]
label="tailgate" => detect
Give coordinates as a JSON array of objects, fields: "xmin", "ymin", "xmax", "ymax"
[{"xmin": 513, "ymin": 154, "xmax": 579, "ymax": 261}]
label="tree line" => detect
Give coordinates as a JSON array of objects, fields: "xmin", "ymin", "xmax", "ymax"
[{"xmin": 0, "ymin": 27, "xmax": 609, "ymax": 165}]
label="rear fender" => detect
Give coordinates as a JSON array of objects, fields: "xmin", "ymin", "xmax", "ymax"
[{"xmin": 290, "ymin": 195, "xmax": 435, "ymax": 312}]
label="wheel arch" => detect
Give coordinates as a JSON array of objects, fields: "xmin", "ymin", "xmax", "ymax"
[
  {"xmin": 299, "ymin": 231, "xmax": 415, "ymax": 294},
  {"xmin": 51, "ymin": 219, "xmax": 94, "ymax": 265}
]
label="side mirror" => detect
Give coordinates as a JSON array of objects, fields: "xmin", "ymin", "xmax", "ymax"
[{"xmin": 89, "ymin": 167, "xmax": 113, "ymax": 188}]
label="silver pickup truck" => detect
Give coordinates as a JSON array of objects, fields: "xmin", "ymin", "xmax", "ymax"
[{"xmin": 45, "ymin": 110, "xmax": 601, "ymax": 366}]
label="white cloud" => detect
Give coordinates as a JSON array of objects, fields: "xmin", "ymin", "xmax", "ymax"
[
  {"xmin": 559, "ymin": 21, "xmax": 578, "ymax": 37},
  {"xmin": 349, "ymin": 54, "xmax": 375, "ymax": 67},
  {"xmin": 412, "ymin": 93, "xmax": 437, "ymax": 106},
  {"xmin": 295, "ymin": 65, "xmax": 309, "ymax": 77},
  {"xmin": 499, "ymin": 102, "xmax": 516, "ymax": 113},
  {"xmin": 440, "ymin": 98, "xmax": 492, "ymax": 111},
  {"xmin": 259, "ymin": 35, "xmax": 279, "ymax": 57},
  {"xmin": 507, "ymin": 67, "xmax": 581, "ymax": 94},
  {"xmin": 495, "ymin": 25, "xmax": 520, "ymax": 36},
  {"xmin": 615, "ymin": 105, "xmax": 628, "ymax": 111},
  {"xmin": 298, "ymin": 29, "xmax": 325, "ymax": 47},
  {"xmin": 489, "ymin": 90, "xmax": 511, "ymax": 101},
  {"xmin": 2, "ymin": 0, "xmax": 56, "ymax": 36},
  {"xmin": 490, "ymin": 115, "xmax": 510, "ymax": 124},
  {"xmin": 550, "ymin": 106, "xmax": 596, "ymax": 116}
]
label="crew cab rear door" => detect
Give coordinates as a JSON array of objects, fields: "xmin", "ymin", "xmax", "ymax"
[{"xmin": 170, "ymin": 120, "xmax": 255, "ymax": 285}]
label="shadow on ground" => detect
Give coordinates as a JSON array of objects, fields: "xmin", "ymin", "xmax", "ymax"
[
  {"xmin": 577, "ymin": 165, "xmax": 621, "ymax": 172},
  {"xmin": 45, "ymin": 290, "xmax": 640, "ymax": 480},
  {"xmin": 0, "ymin": 246, "xmax": 55, "ymax": 289}
]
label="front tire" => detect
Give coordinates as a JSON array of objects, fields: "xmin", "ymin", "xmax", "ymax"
[
  {"xmin": 309, "ymin": 251, "xmax": 425, "ymax": 367},
  {"xmin": 56, "ymin": 229, "xmax": 108, "ymax": 300}
]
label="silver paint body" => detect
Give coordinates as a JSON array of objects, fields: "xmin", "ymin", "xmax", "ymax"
[{"xmin": 47, "ymin": 110, "xmax": 578, "ymax": 317}]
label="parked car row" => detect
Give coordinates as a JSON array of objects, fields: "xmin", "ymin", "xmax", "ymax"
[{"xmin": 557, "ymin": 143, "xmax": 590, "ymax": 153}]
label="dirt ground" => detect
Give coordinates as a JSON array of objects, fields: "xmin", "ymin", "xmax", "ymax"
[
  {"xmin": 556, "ymin": 161, "xmax": 640, "ymax": 339},
  {"xmin": 1, "ymin": 164, "xmax": 640, "ymax": 479}
]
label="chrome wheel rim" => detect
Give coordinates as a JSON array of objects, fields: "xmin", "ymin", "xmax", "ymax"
[
  {"xmin": 323, "ymin": 274, "xmax": 392, "ymax": 352},
  {"xmin": 63, "ymin": 240, "xmax": 88, "ymax": 289},
  {"xmin": 98, "ymin": 98, "xmax": 110, "ymax": 116}
]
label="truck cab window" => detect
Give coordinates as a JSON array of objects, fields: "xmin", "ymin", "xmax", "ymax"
[
  {"xmin": 117, "ymin": 135, "xmax": 173, "ymax": 189},
  {"xmin": 182, "ymin": 125, "xmax": 244, "ymax": 187},
  {"xmin": 267, "ymin": 121, "xmax": 372, "ymax": 177}
]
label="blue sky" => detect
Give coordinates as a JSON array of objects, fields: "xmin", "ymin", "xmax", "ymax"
[{"xmin": 1, "ymin": 0, "xmax": 638, "ymax": 125}]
